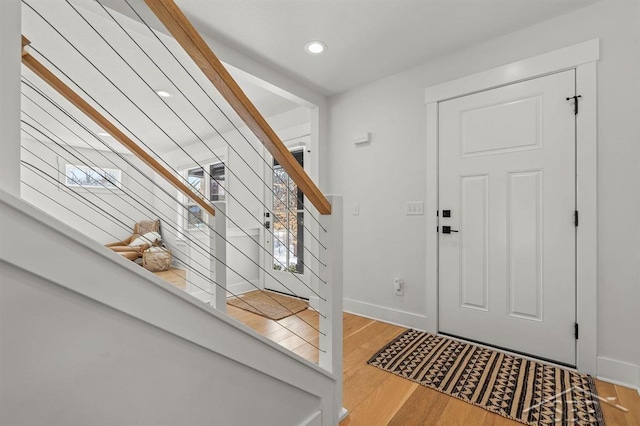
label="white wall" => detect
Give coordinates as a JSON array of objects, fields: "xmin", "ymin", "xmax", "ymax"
[
  {"xmin": 328, "ymin": 0, "xmax": 640, "ymax": 386},
  {"xmin": 0, "ymin": 0, "xmax": 21, "ymax": 197},
  {"xmin": 21, "ymin": 139, "xmax": 157, "ymax": 245}
]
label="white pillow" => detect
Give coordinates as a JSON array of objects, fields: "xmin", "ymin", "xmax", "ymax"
[{"xmin": 130, "ymin": 231, "xmax": 161, "ymax": 247}]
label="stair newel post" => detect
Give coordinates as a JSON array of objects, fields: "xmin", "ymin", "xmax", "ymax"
[
  {"xmin": 318, "ymin": 195, "xmax": 345, "ymax": 424},
  {"xmin": 210, "ymin": 201, "xmax": 227, "ymax": 312}
]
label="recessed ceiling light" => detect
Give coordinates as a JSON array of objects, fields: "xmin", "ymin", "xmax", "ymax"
[
  {"xmin": 305, "ymin": 41, "xmax": 326, "ymax": 55},
  {"xmin": 155, "ymin": 89, "xmax": 174, "ymax": 98},
  {"xmin": 97, "ymin": 132, "xmax": 112, "ymax": 137}
]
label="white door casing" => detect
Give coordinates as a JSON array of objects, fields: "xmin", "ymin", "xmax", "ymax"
[
  {"xmin": 438, "ymin": 70, "xmax": 576, "ymax": 365},
  {"xmin": 425, "ymin": 39, "xmax": 599, "ymax": 374}
]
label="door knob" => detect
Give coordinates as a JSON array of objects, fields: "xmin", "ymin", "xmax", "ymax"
[{"xmin": 441, "ymin": 226, "xmax": 458, "ymax": 234}]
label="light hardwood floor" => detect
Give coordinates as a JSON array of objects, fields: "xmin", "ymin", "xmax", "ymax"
[
  {"xmin": 153, "ymin": 267, "xmax": 186, "ymax": 290},
  {"xmin": 156, "ymin": 274, "xmax": 640, "ymax": 425}
]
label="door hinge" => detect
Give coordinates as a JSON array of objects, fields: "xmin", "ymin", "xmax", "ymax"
[
  {"xmin": 575, "ymin": 323, "xmax": 579, "ymax": 339},
  {"xmin": 566, "ymin": 95, "xmax": 582, "ymax": 115},
  {"xmin": 574, "ymin": 210, "xmax": 579, "ymax": 227}
]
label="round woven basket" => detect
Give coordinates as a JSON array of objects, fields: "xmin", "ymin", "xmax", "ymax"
[{"xmin": 142, "ymin": 247, "xmax": 172, "ymax": 272}]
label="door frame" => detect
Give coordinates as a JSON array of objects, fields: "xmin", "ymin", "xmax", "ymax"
[
  {"xmin": 424, "ymin": 39, "xmax": 599, "ymax": 374},
  {"xmin": 259, "ymin": 132, "xmax": 322, "ymax": 308},
  {"xmin": 263, "ymin": 145, "xmax": 312, "ymax": 293}
]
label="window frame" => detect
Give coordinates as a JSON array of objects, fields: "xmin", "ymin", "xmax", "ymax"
[
  {"xmin": 61, "ymin": 162, "xmax": 123, "ymax": 192},
  {"xmin": 180, "ymin": 160, "xmax": 226, "ymax": 232}
]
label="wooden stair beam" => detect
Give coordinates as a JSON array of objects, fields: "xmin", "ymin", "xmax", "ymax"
[
  {"xmin": 144, "ymin": 0, "xmax": 332, "ymax": 215},
  {"xmin": 21, "ymin": 49, "xmax": 216, "ymax": 217},
  {"xmin": 22, "ymin": 35, "xmax": 30, "ymax": 57}
]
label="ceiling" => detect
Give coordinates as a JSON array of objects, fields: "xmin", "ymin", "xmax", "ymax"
[{"xmin": 172, "ymin": 0, "xmax": 603, "ymax": 95}]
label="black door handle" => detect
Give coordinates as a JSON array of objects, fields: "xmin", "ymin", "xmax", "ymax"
[{"xmin": 441, "ymin": 226, "xmax": 458, "ymax": 234}]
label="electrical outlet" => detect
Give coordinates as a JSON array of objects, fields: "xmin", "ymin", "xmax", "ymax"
[
  {"xmin": 406, "ymin": 201, "xmax": 424, "ymax": 215},
  {"xmin": 394, "ymin": 278, "xmax": 404, "ymax": 296}
]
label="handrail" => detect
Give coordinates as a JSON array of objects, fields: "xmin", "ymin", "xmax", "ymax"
[
  {"xmin": 143, "ymin": 0, "xmax": 332, "ymax": 215},
  {"xmin": 20, "ymin": 36, "xmax": 216, "ymax": 217}
]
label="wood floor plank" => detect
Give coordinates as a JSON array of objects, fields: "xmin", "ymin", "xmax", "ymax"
[
  {"xmin": 595, "ymin": 379, "xmax": 630, "ymax": 425},
  {"xmin": 254, "ymin": 319, "xmax": 290, "ymax": 336},
  {"xmin": 343, "ymin": 346, "xmax": 381, "ymax": 378},
  {"xmin": 435, "ymin": 397, "xmax": 478, "ymax": 426},
  {"xmin": 261, "ymin": 324, "xmax": 298, "ymax": 342},
  {"xmin": 343, "ymin": 313, "xmax": 374, "ymax": 338},
  {"xmin": 276, "ymin": 317, "xmax": 318, "ymax": 334},
  {"xmin": 343, "ymin": 322, "xmax": 406, "ymax": 380},
  {"xmin": 344, "ymin": 323, "xmax": 404, "ymax": 359},
  {"xmin": 441, "ymin": 396, "xmax": 521, "ymax": 426},
  {"xmin": 295, "ymin": 308, "xmax": 320, "ymax": 322},
  {"xmin": 294, "ymin": 343, "xmax": 320, "ymax": 363},
  {"xmin": 343, "ymin": 374, "xmax": 418, "ymax": 426},
  {"xmin": 476, "ymin": 412, "xmax": 522, "ymax": 426},
  {"xmin": 343, "ymin": 365, "xmax": 394, "ymax": 411},
  {"xmin": 153, "ymin": 267, "xmax": 186, "ymax": 289},
  {"xmin": 615, "ymin": 384, "xmax": 640, "ymax": 426},
  {"xmin": 278, "ymin": 307, "xmax": 317, "ymax": 325},
  {"xmin": 226, "ymin": 305, "xmax": 261, "ymax": 323},
  {"xmin": 277, "ymin": 332, "xmax": 318, "ymax": 351},
  {"xmin": 387, "ymin": 385, "xmax": 451, "ymax": 425}
]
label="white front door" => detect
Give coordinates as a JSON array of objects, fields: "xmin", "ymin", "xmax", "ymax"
[{"xmin": 438, "ymin": 70, "xmax": 577, "ymax": 365}]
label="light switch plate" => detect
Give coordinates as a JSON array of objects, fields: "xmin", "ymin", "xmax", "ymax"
[
  {"xmin": 352, "ymin": 203, "xmax": 360, "ymax": 215},
  {"xmin": 406, "ymin": 201, "xmax": 424, "ymax": 215}
]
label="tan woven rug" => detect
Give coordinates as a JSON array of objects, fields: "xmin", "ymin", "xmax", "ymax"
[
  {"xmin": 227, "ymin": 290, "xmax": 309, "ymax": 320},
  {"xmin": 368, "ymin": 330, "xmax": 605, "ymax": 426}
]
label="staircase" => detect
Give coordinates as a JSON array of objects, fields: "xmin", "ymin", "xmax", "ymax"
[
  {"xmin": 0, "ymin": 0, "xmax": 343, "ymax": 424},
  {"xmin": 0, "ymin": 189, "xmax": 337, "ymax": 425}
]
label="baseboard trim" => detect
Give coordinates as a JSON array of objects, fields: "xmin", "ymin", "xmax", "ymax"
[
  {"xmin": 338, "ymin": 407, "xmax": 349, "ymax": 421},
  {"xmin": 596, "ymin": 356, "xmax": 640, "ymax": 389},
  {"xmin": 343, "ymin": 298, "xmax": 427, "ymax": 330},
  {"xmin": 309, "ymin": 296, "xmax": 319, "ymax": 311},
  {"xmin": 227, "ymin": 279, "xmax": 260, "ymax": 297},
  {"xmin": 299, "ymin": 410, "xmax": 322, "ymax": 426}
]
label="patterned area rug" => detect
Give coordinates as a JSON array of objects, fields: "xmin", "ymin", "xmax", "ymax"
[
  {"xmin": 368, "ymin": 330, "xmax": 605, "ymax": 425},
  {"xmin": 227, "ymin": 290, "xmax": 309, "ymax": 320}
]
